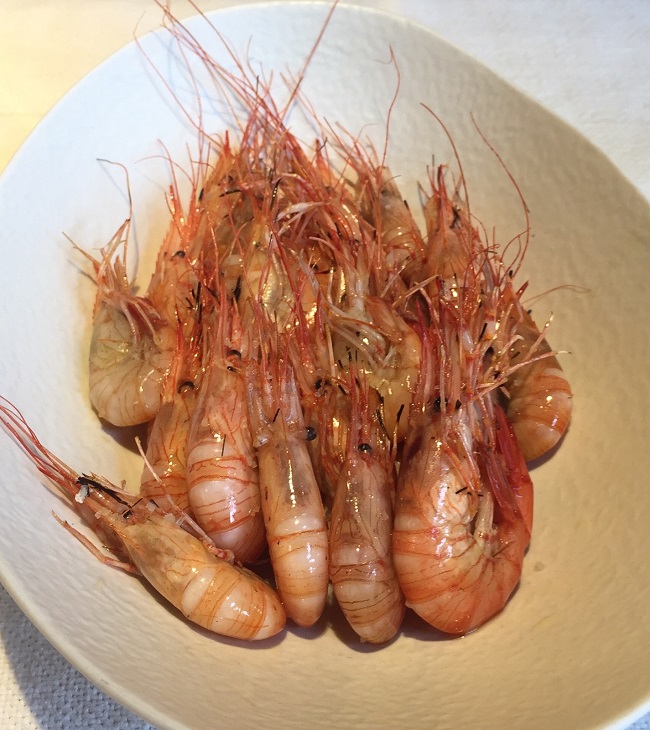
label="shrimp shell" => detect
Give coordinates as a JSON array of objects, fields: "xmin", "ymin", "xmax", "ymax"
[
  {"xmin": 505, "ymin": 308, "xmax": 573, "ymax": 461},
  {"xmin": 0, "ymin": 399, "xmax": 285, "ymax": 641},
  {"xmin": 140, "ymin": 381, "xmax": 196, "ymax": 513},
  {"xmin": 89, "ymin": 299, "xmax": 176, "ymax": 427},
  {"xmin": 246, "ymin": 337, "xmax": 329, "ymax": 628},
  {"xmin": 186, "ymin": 312, "xmax": 266, "ymax": 564},
  {"xmin": 113, "ymin": 511, "xmax": 284, "ymax": 640},
  {"xmin": 328, "ymin": 379, "xmax": 405, "ymax": 643},
  {"xmin": 392, "ymin": 403, "xmax": 532, "ymax": 635}
]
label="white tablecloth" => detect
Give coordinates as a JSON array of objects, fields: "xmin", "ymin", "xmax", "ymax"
[{"xmin": 0, "ymin": 1, "xmax": 648, "ymax": 728}]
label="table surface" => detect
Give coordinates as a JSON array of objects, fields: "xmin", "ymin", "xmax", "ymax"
[{"xmin": 0, "ymin": 1, "xmax": 648, "ymax": 728}]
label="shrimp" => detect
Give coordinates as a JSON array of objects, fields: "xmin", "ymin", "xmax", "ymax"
[
  {"xmin": 392, "ymin": 283, "xmax": 533, "ymax": 635},
  {"xmin": 185, "ymin": 298, "xmax": 266, "ymax": 564},
  {"xmin": 393, "ymin": 397, "xmax": 532, "ymax": 635},
  {"xmin": 326, "ymin": 280, "xmax": 421, "ymax": 442},
  {"xmin": 304, "ymin": 216, "xmax": 412, "ymax": 441},
  {"xmin": 145, "ymin": 153, "xmax": 206, "ymax": 343},
  {"xmin": 285, "ymin": 280, "xmax": 340, "ymax": 502},
  {"xmin": 81, "ymin": 220, "xmax": 177, "ymax": 427},
  {"xmin": 139, "ymin": 378, "xmax": 196, "ymax": 513},
  {"xmin": 502, "ymin": 295, "xmax": 573, "ymax": 461},
  {"xmin": 0, "ymin": 399, "xmax": 285, "ymax": 641},
  {"xmin": 246, "ymin": 325, "xmax": 329, "ymax": 627},
  {"xmin": 421, "ymin": 165, "xmax": 477, "ymax": 286},
  {"xmin": 361, "ymin": 166, "xmax": 427, "ymax": 298},
  {"xmin": 418, "ymin": 158, "xmax": 571, "ymax": 462},
  {"xmin": 328, "ymin": 375, "xmax": 405, "ymax": 644},
  {"xmin": 363, "ymin": 295, "xmax": 421, "ymax": 442}
]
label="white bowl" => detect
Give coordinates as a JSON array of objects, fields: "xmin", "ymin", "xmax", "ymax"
[{"xmin": 1, "ymin": 3, "xmax": 649, "ymax": 729}]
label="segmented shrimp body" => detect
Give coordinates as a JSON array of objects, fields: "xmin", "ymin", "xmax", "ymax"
[
  {"xmin": 503, "ymin": 301, "xmax": 573, "ymax": 461},
  {"xmin": 85, "ymin": 224, "xmax": 176, "ymax": 427},
  {"xmin": 0, "ymin": 400, "xmax": 285, "ymax": 641},
  {"xmin": 392, "ymin": 269, "xmax": 533, "ymax": 635},
  {"xmin": 246, "ymin": 331, "xmax": 329, "ymax": 627},
  {"xmin": 328, "ymin": 377, "xmax": 405, "ymax": 644},
  {"xmin": 186, "ymin": 301, "xmax": 266, "ymax": 564},
  {"xmin": 118, "ymin": 510, "xmax": 284, "ymax": 640},
  {"xmin": 392, "ymin": 399, "xmax": 532, "ymax": 635}
]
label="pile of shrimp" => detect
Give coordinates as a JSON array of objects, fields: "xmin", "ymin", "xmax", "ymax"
[{"xmin": 0, "ymin": 5, "xmax": 572, "ymax": 644}]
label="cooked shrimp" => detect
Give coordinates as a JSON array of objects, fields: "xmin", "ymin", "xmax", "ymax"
[
  {"xmin": 502, "ymin": 297, "xmax": 573, "ymax": 461},
  {"xmin": 362, "ymin": 166, "xmax": 426, "ymax": 297},
  {"xmin": 363, "ymin": 295, "xmax": 421, "ymax": 442},
  {"xmin": 140, "ymin": 378, "xmax": 196, "ymax": 513},
  {"xmin": 421, "ymin": 165, "xmax": 477, "ymax": 285},
  {"xmin": 285, "ymin": 281, "xmax": 339, "ymax": 502},
  {"xmin": 146, "ymin": 154, "xmax": 206, "ymax": 342},
  {"xmin": 392, "ymin": 287, "xmax": 533, "ymax": 635},
  {"xmin": 82, "ymin": 222, "xmax": 177, "ymax": 427},
  {"xmin": 246, "ymin": 326, "xmax": 329, "ymax": 627},
  {"xmin": 186, "ymin": 298, "xmax": 266, "ymax": 564},
  {"xmin": 328, "ymin": 375, "xmax": 405, "ymax": 644},
  {"xmin": 393, "ymin": 398, "xmax": 532, "ymax": 635},
  {"xmin": 307, "ymin": 220, "xmax": 414, "ymax": 442},
  {"xmin": 0, "ymin": 399, "xmax": 285, "ymax": 641}
]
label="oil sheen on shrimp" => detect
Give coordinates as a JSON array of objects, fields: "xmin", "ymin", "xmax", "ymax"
[
  {"xmin": 328, "ymin": 378, "xmax": 405, "ymax": 644},
  {"xmin": 83, "ymin": 222, "xmax": 176, "ymax": 427},
  {"xmin": 504, "ymin": 303, "xmax": 573, "ymax": 461},
  {"xmin": 393, "ymin": 398, "xmax": 532, "ymax": 635},
  {"xmin": 0, "ymin": 400, "xmax": 285, "ymax": 641},
  {"xmin": 140, "ymin": 378, "xmax": 196, "ymax": 513},
  {"xmin": 246, "ymin": 330, "xmax": 329, "ymax": 628},
  {"xmin": 186, "ymin": 301, "xmax": 266, "ymax": 564}
]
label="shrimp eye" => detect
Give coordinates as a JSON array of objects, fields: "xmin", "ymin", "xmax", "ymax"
[
  {"xmin": 306, "ymin": 426, "xmax": 317, "ymax": 441},
  {"xmin": 233, "ymin": 277, "xmax": 242, "ymax": 302},
  {"xmin": 358, "ymin": 443, "xmax": 372, "ymax": 453},
  {"xmin": 227, "ymin": 365, "xmax": 237, "ymax": 373},
  {"xmin": 173, "ymin": 250, "xmax": 186, "ymax": 258},
  {"xmin": 314, "ymin": 378, "xmax": 323, "ymax": 390},
  {"xmin": 228, "ymin": 349, "xmax": 242, "ymax": 359},
  {"xmin": 177, "ymin": 380, "xmax": 195, "ymax": 393}
]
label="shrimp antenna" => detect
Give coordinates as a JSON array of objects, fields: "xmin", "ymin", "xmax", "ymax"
[
  {"xmin": 380, "ymin": 47, "xmax": 401, "ymax": 170},
  {"xmin": 279, "ymin": 0, "xmax": 340, "ymax": 122},
  {"xmin": 470, "ymin": 113, "xmax": 530, "ymax": 281}
]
